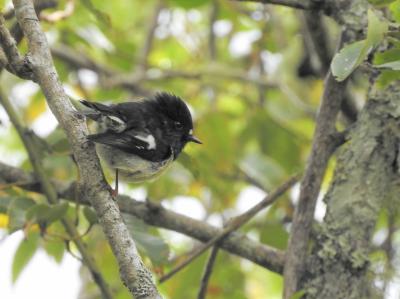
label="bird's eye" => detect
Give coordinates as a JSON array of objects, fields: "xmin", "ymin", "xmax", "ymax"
[{"xmin": 174, "ymin": 121, "xmax": 183, "ymax": 129}]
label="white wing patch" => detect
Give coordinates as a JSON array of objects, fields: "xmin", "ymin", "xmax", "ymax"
[
  {"xmin": 135, "ymin": 134, "xmax": 156, "ymax": 150},
  {"xmin": 108, "ymin": 115, "xmax": 125, "ymax": 124},
  {"xmin": 189, "ymin": 129, "xmax": 193, "ymax": 135}
]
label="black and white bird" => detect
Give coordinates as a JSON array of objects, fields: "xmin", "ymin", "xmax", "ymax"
[{"xmin": 80, "ymin": 92, "xmax": 201, "ymax": 195}]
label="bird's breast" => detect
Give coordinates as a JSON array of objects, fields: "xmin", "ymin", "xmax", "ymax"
[{"xmin": 96, "ymin": 144, "xmax": 173, "ymax": 182}]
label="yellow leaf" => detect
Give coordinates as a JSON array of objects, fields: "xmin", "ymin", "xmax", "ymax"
[{"xmin": 0, "ymin": 213, "xmax": 9, "ymax": 228}]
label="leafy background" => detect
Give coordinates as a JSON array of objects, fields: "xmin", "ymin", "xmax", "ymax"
[{"xmin": 1, "ymin": 0, "xmax": 400, "ymax": 298}]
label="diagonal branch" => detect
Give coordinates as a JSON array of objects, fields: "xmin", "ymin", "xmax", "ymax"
[
  {"xmin": 12, "ymin": 0, "xmax": 161, "ymax": 297},
  {"xmin": 0, "ymin": 161, "xmax": 287, "ymax": 275},
  {"xmin": 197, "ymin": 246, "xmax": 219, "ymax": 299},
  {"xmin": 0, "ymin": 88, "xmax": 114, "ymax": 299},
  {"xmin": 233, "ymin": 0, "xmax": 313, "ymax": 10},
  {"xmin": 159, "ymin": 174, "xmax": 299, "ymax": 283}
]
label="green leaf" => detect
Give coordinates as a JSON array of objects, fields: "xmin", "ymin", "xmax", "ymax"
[
  {"xmin": 374, "ymin": 60, "xmax": 400, "ymax": 70},
  {"xmin": 331, "ymin": 9, "xmax": 388, "ymax": 81},
  {"xmin": 0, "ymin": 196, "xmax": 12, "ymax": 213},
  {"xmin": 26, "ymin": 202, "xmax": 69, "ymax": 226},
  {"xmin": 124, "ymin": 214, "xmax": 169, "ymax": 264},
  {"xmin": 366, "ymin": 9, "xmax": 388, "ymax": 47},
  {"xmin": 368, "ymin": 0, "xmax": 396, "ymax": 5},
  {"xmin": 43, "ymin": 239, "xmax": 65, "ymax": 263},
  {"xmin": 45, "ymin": 202, "xmax": 69, "ymax": 224},
  {"xmin": 390, "ymin": 0, "xmax": 400, "ymax": 22},
  {"xmin": 240, "ymin": 153, "xmax": 286, "ymax": 190},
  {"xmin": 7, "ymin": 197, "xmax": 36, "ymax": 232},
  {"xmin": 260, "ymin": 222, "xmax": 289, "ymax": 250},
  {"xmin": 167, "ymin": 0, "xmax": 210, "ymax": 8},
  {"xmin": 83, "ymin": 206, "xmax": 98, "ymax": 225},
  {"xmin": 12, "ymin": 233, "xmax": 39, "ymax": 283},
  {"xmin": 331, "ymin": 40, "xmax": 368, "ymax": 81},
  {"xmin": 290, "ymin": 290, "xmax": 306, "ymax": 299},
  {"xmin": 81, "ymin": 0, "xmax": 111, "ymax": 26},
  {"xmin": 26, "ymin": 204, "xmax": 51, "ymax": 223},
  {"xmin": 375, "ymin": 69, "xmax": 400, "ymax": 88},
  {"xmin": 373, "ymin": 48, "xmax": 400, "ymax": 64},
  {"xmin": 132, "ymin": 231, "xmax": 170, "ymax": 264}
]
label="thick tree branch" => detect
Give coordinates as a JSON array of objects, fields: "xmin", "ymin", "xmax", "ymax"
[
  {"xmin": 0, "ymin": 88, "xmax": 113, "ymax": 299},
  {"xmin": 283, "ymin": 0, "xmax": 368, "ymax": 295},
  {"xmin": 0, "ymin": 161, "xmax": 286, "ymax": 274},
  {"xmin": 12, "ymin": 0, "xmax": 161, "ymax": 298},
  {"xmin": 282, "ymin": 33, "xmax": 350, "ymax": 298}
]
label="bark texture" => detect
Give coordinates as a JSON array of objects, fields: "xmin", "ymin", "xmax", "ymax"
[
  {"xmin": 12, "ymin": 0, "xmax": 161, "ymax": 297},
  {"xmin": 303, "ymin": 84, "xmax": 400, "ymax": 298}
]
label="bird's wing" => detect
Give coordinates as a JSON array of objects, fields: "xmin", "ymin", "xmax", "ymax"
[
  {"xmin": 80, "ymin": 100, "xmax": 127, "ymax": 133},
  {"xmin": 87, "ymin": 129, "xmax": 170, "ymax": 162}
]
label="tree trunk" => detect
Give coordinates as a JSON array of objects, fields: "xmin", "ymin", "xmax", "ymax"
[{"xmin": 303, "ymin": 84, "xmax": 400, "ymax": 298}]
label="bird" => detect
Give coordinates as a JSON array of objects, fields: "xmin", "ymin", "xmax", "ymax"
[{"xmin": 80, "ymin": 92, "xmax": 201, "ymax": 196}]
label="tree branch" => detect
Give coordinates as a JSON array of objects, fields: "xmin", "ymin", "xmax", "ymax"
[
  {"xmin": 233, "ymin": 0, "xmax": 313, "ymax": 10},
  {"xmin": 301, "ymin": 11, "xmax": 358, "ymax": 123},
  {"xmin": 282, "ymin": 31, "xmax": 351, "ymax": 299},
  {"xmin": 0, "ymin": 161, "xmax": 286, "ymax": 275},
  {"xmin": 197, "ymin": 246, "xmax": 219, "ymax": 299},
  {"xmin": 0, "ymin": 13, "xmax": 34, "ymax": 80},
  {"xmin": 159, "ymin": 174, "xmax": 299, "ymax": 283},
  {"xmin": 50, "ymin": 43, "xmax": 277, "ymax": 92},
  {"xmin": 12, "ymin": 0, "xmax": 161, "ymax": 297},
  {"xmin": 0, "ymin": 88, "xmax": 114, "ymax": 299},
  {"xmin": 136, "ymin": 0, "xmax": 163, "ymax": 72}
]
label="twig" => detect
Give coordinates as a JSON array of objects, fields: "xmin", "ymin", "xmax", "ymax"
[
  {"xmin": 0, "ymin": 88, "xmax": 114, "ymax": 299},
  {"xmin": 50, "ymin": 43, "xmax": 277, "ymax": 91},
  {"xmin": 282, "ymin": 31, "xmax": 351, "ymax": 299},
  {"xmin": 0, "ymin": 161, "xmax": 287, "ymax": 274},
  {"xmin": 233, "ymin": 0, "xmax": 313, "ymax": 10},
  {"xmin": 12, "ymin": 0, "xmax": 161, "ymax": 297},
  {"xmin": 159, "ymin": 174, "xmax": 299, "ymax": 283},
  {"xmin": 197, "ymin": 246, "xmax": 219, "ymax": 299},
  {"xmin": 136, "ymin": 0, "xmax": 163, "ymax": 72},
  {"xmin": 208, "ymin": 0, "xmax": 218, "ymax": 61},
  {"xmin": 0, "ymin": 13, "xmax": 34, "ymax": 80}
]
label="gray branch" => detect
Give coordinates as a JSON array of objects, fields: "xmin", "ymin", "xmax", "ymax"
[
  {"xmin": 12, "ymin": 0, "xmax": 161, "ymax": 297},
  {"xmin": 0, "ymin": 161, "xmax": 286, "ymax": 274},
  {"xmin": 283, "ymin": 1, "xmax": 368, "ymax": 297},
  {"xmin": 233, "ymin": 0, "xmax": 314, "ymax": 10}
]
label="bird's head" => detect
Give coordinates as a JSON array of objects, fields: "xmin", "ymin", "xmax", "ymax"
[{"xmin": 151, "ymin": 92, "xmax": 201, "ymax": 158}]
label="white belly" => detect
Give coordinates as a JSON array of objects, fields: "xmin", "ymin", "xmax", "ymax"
[{"xmin": 96, "ymin": 144, "xmax": 173, "ymax": 182}]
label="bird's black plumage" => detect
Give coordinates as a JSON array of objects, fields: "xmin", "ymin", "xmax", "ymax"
[{"xmin": 80, "ymin": 92, "xmax": 199, "ymax": 163}]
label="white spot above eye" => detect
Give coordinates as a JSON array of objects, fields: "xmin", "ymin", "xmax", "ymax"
[
  {"xmin": 135, "ymin": 134, "xmax": 156, "ymax": 150},
  {"xmin": 189, "ymin": 129, "xmax": 193, "ymax": 135}
]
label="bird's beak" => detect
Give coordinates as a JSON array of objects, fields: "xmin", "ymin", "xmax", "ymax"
[{"xmin": 187, "ymin": 135, "xmax": 202, "ymax": 144}]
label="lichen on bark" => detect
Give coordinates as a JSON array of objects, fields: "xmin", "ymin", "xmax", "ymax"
[{"xmin": 302, "ymin": 83, "xmax": 400, "ymax": 299}]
